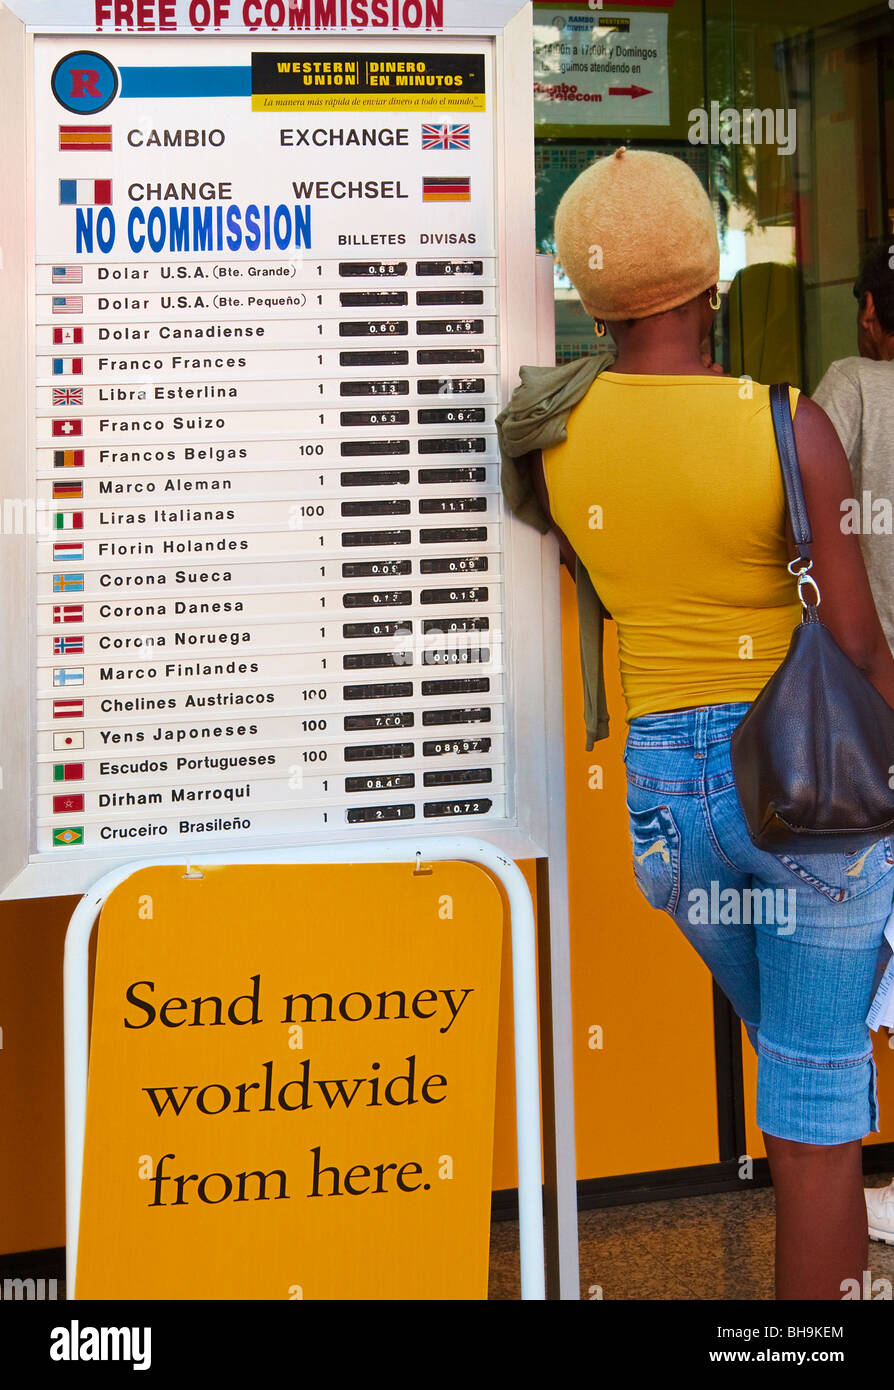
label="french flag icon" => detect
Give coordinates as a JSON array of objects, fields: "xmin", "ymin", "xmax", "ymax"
[{"xmin": 59, "ymin": 179, "xmax": 112, "ymax": 206}]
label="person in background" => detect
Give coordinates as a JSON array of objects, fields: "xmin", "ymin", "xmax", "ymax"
[{"xmin": 813, "ymin": 239, "xmax": 894, "ymax": 1246}]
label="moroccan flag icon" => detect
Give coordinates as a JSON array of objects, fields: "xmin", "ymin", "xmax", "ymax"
[
  {"xmin": 53, "ymin": 450, "xmax": 84, "ymax": 467},
  {"xmin": 53, "ymin": 827, "xmax": 84, "ymax": 847},
  {"xmin": 53, "ymin": 512, "xmax": 84, "ymax": 530},
  {"xmin": 52, "ymin": 265, "xmax": 83, "ymax": 285},
  {"xmin": 53, "ymin": 762, "xmax": 84, "ymax": 781},
  {"xmin": 53, "ymin": 482, "xmax": 83, "ymax": 500},
  {"xmin": 52, "ymin": 419, "xmax": 82, "ymax": 437},
  {"xmin": 53, "ymin": 604, "xmax": 84, "ymax": 623},
  {"xmin": 59, "ymin": 125, "xmax": 112, "ymax": 152},
  {"xmin": 53, "ymin": 731, "xmax": 84, "ymax": 751},
  {"xmin": 53, "ymin": 698, "xmax": 84, "ymax": 719},
  {"xmin": 59, "ymin": 179, "xmax": 112, "ymax": 206},
  {"xmin": 422, "ymin": 176, "xmax": 471, "ymax": 202},
  {"xmin": 52, "ymin": 358, "xmax": 83, "ymax": 375},
  {"xmin": 53, "ymin": 793, "xmax": 84, "ymax": 815},
  {"xmin": 52, "ymin": 297, "xmax": 83, "ymax": 314},
  {"xmin": 53, "ymin": 327, "xmax": 83, "ymax": 345}
]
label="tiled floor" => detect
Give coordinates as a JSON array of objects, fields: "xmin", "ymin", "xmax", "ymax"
[{"xmin": 488, "ymin": 1175, "xmax": 894, "ymax": 1300}]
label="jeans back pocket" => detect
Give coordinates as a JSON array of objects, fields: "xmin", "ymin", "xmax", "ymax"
[
  {"xmin": 773, "ymin": 836, "xmax": 894, "ymax": 904},
  {"xmin": 626, "ymin": 801, "xmax": 682, "ymax": 914}
]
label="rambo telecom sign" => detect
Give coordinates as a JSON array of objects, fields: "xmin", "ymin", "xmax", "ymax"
[{"xmin": 0, "ymin": 0, "xmax": 553, "ymax": 898}]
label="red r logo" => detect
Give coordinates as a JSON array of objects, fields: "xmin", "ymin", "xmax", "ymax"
[{"xmin": 69, "ymin": 69, "xmax": 101, "ymax": 98}]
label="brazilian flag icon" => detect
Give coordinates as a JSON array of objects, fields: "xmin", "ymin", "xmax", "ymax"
[{"xmin": 53, "ymin": 826, "xmax": 83, "ymax": 847}]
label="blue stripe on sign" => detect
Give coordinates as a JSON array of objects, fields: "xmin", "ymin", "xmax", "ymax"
[{"xmin": 119, "ymin": 67, "xmax": 252, "ymax": 98}]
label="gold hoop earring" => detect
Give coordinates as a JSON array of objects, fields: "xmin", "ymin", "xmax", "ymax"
[
  {"xmin": 594, "ymin": 319, "xmax": 606, "ymax": 338},
  {"xmin": 709, "ymin": 289, "xmax": 721, "ymax": 311}
]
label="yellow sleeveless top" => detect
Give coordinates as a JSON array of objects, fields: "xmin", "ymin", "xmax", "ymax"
[{"xmin": 542, "ymin": 372, "xmax": 802, "ymax": 722}]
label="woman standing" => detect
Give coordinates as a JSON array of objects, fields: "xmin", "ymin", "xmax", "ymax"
[{"xmin": 509, "ymin": 148, "xmax": 894, "ymax": 1300}]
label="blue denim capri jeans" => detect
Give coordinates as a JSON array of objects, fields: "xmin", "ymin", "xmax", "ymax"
[{"xmin": 624, "ymin": 701, "xmax": 894, "ymax": 1146}]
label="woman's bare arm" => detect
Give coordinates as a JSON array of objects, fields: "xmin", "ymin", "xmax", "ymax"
[
  {"xmin": 792, "ymin": 396, "xmax": 894, "ymax": 708},
  {"xmin": 526, "ymin": 449, "xmax": 578, "ymax": 577}
]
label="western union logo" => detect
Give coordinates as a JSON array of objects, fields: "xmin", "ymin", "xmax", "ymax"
[
  {"xmin": 276, "ymin": 59, "xmax": 359, "ymax": 85},
  {"xmin": 252, "ymin": 51, "xmax": 486, "ymax": 112}
]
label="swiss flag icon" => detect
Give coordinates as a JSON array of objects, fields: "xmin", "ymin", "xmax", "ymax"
[{"xmin": 52, "ymin": 419, "xmax": 83, "ymax": 437}]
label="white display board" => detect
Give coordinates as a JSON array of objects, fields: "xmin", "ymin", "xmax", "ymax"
[{"xmin": 0, "ymin": 0, "xmax": 552, "ymax": 899}]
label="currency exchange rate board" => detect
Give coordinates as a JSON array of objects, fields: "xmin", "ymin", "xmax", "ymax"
[{"xmin": 33, "ymin": 35, "xmax": 510, "ymax": 857}]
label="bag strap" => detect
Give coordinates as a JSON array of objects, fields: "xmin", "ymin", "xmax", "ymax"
[
  {"xmin": 769, "ymin": 382, "xmax": 812, "ymax": 563},
  {"xmin": 769, "ymin": 382, "xmax": 820, "ymax": 614}
]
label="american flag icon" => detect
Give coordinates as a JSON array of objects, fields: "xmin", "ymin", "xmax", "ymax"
[
  {"xmin": 422, "ymin": 123, "xmax": 471, "ymax": 151},
  {"xmin": 52, "ymin": 297, "xmax": 83, "ymax": 315},
  {"xmin": 52, "ymin": 266, "xmax": 83, "ymax": 285},
  {"xmin": 53, "ymin": 387, "xmax": 84, "ymax": 406}
]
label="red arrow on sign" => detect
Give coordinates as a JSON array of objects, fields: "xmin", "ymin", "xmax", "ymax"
[{"xmin": 608, "ymin": 85, "xmax": 653, "ymax": 99}]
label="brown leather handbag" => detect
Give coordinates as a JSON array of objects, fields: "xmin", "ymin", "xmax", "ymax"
[{"xmin": 730, "ymin": 383, "xmax": 894, "ymax": 853}]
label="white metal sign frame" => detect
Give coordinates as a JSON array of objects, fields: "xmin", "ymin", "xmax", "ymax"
[{"xmin": 63, "ymin": 838, "xmax": 545, "ymax": 1297}]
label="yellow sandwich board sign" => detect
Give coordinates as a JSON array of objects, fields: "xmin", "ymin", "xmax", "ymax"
[{"xmin": 74, "ymin": 861, "xmax": 503, "ymax": 1299}]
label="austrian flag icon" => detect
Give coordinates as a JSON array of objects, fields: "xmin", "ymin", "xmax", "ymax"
[{"xmin": 53, "ymin": 698, "xmax": 84, "ymax": 719}]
